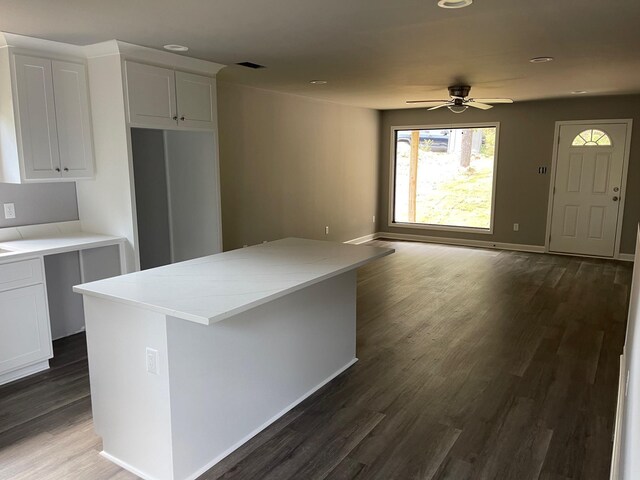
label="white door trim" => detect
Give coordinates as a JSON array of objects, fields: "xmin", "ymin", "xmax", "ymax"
[{"xmin": 544, "ymin": 118, "xmax": 633, "ymax": 259}]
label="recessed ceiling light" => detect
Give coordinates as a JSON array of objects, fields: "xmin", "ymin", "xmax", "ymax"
[
  {"xmin": 529, "ymin": 56, "xmax": 554, "ymax": 63},
  {"xmin": 571, "ymin": 90, "xmax": 588, "ymax": 95},
  {"xmin": 163, "ymin": 44, "xmax": 189, "ymax": 52},
  {"xmin": 437, "ymin": 0, "xmax": 473, "ymax": 8},
  {"xmin": 310, "ymin": 80, "xmax": 327, "ymax": 85}
]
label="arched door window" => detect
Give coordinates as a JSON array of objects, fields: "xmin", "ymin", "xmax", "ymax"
[{"xmin": 571, "ymin": 129, "xmax": 612, "ymax": 146}]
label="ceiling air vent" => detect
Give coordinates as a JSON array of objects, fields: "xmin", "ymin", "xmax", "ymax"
[{"xmin": 236, "ymin": 61, "xmax": 266, "ymax": 69}]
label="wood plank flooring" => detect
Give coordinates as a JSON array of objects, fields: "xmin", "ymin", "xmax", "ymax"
[{"xmin": 0, "ymin": 240, "xmax": 633, "ymax": 480}]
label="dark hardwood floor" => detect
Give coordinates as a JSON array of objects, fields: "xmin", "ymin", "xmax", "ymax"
[{"xmin": 0, "ymin": 240, "xmax": 633, "ymax": 480}]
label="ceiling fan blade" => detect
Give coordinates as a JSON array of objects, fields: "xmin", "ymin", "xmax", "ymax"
[
  {"xmin": 472, "ymin": 98, "xmax": 513, "ymax": 104},
  {"xmin": 405, "ymin": 99, "xmax": 450, "ymax": 104},
  {"xmin": 467, "ymin": 102, "xmax": 493, "ymax": 110},
  {"xmin": 427, "ymin": 103, "xmax": 451, "ymax": 111}
]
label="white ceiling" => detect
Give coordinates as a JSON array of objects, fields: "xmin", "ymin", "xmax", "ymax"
[{"xmin": 2, "ymin": 0, "xmax": 640, "ymax": 109}]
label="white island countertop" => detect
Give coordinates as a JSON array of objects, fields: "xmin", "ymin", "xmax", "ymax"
[{"xmin": 74, "ymin": 237, "xmax": 393, "ymax": 325}]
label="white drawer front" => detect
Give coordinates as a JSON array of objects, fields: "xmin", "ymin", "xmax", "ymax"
[{"xmin": 0, "ymin": 258, "xmax": 44, "ymax": 291}]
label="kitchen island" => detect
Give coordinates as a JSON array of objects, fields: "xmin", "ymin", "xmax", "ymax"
[{"xmin": 74, "ymin": 237, "xmax": 393, "ymax": 480}]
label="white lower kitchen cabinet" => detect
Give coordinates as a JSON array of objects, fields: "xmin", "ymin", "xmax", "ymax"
[
  {"xmin": 0, "ymin": 259, "xmax": 52, "ymax": 384},
  {"xmin": 0, "ymin": 222, "xmax": 126, "ymax": 385}
]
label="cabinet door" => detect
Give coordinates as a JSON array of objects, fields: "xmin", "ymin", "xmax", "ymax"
[
  {"xmin": 52, "ymin": 60, "xmax": 95, "ymax": 179},
  {"xmin": 13, "ymin": 55, "xmax": 62, "ymax": 179},
  {"xmin": 125, "ymin": 61, "xmax": 177, "ymax": 128},
  {"xmin": 0, "ymin": 284, "xmax": 52, "ymax": 375},
  {"xmin": 175, "ymin": 71, "xmax": 215, "ymax": 130}
]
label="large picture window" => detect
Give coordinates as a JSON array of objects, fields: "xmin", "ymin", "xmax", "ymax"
[{"xmin": 391, "ymin": 124, "xmax": 499, "ymax": 232}]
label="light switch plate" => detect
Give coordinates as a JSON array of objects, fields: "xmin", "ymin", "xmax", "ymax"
[
  {"xmin": 146, "ymin": 347, "xmax": 159, "ymax": 375},
  {"xmin": 3, "ymin": 203, "xmax": 16, "ymax": 219}
]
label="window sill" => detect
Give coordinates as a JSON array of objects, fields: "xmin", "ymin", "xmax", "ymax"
[{"xmin": 389, "ymin": 221, "xmax": 494, "ymax": 235}]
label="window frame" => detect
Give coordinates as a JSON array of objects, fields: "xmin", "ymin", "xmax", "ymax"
[{"xmin": 388, "ymin": 122, "xmax": 501, "ymax": 235}]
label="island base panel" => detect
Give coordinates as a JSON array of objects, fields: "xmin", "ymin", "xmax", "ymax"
[{"xmin": 84, "ymin": 270, "xmax": 358, "ymax": 480}]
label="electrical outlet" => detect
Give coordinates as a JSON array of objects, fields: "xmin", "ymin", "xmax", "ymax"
[
  {"xmin": 325, "ymin": 226, "xmax": 329, "ymax": 235},
  {"xmin": 146, "ymin": 348, "xmax": 158, "ymax": 375},
  {"xmin": 3, "ymin": 203, "xmax": 16, "ymax": 220},
  {"xmin": 513, "ymin": 223, "xmax": 519, "ymax": 232}
]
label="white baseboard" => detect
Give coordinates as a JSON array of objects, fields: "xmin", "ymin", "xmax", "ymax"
[
  {"xmin": 343, "ymin": 233, "xmax": 378, "ymax": 245},
  {"xmin": 377, "ymin": 231, "xmax": 546, "ymax": 254},
  {"xmin": 610, "ymin": 353, "xmax": 626, "ymax": 480},
  {"xmin": 0, "ymin": 360, "xmax": 50, "ymax": 386},
  {"xmin": 100, "ymin": 451, "xmax": 157, "ymax": 480},
  {"xmin": 348, "ymin": 231, "xmax": 635, "ymax": 260}
]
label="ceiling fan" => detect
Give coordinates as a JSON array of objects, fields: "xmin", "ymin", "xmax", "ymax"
[{"xmin": 406, "ymin": 85, "xmax": 513, "ymax": 113}]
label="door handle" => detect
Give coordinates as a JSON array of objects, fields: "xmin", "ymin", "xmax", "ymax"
[{"xmin": 613, "ymin": 196, "xmax": 619, "ymax": 202}]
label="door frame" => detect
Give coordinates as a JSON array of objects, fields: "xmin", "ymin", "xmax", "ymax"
[{"xmin": 544, "ymin": 118, "xmax": 633, "ymax": 259}]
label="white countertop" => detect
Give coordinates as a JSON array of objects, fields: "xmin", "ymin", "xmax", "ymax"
[
  {"xmin": 74, "ymin": 237, "xmax": 393, "ymax": 325},
  {"xmin": 0, "ymin": 230, "xmax": 125, "ymax": 262}
]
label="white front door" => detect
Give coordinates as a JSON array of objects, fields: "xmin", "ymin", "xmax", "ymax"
[{"xmin": 549, "ymin": 122, "xmax": 629, "ymax": 257}]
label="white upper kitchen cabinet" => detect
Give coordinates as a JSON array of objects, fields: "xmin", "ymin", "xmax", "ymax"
[
  {"xmin": 175, "ymin": 71, "xmax": 215, "ymax": 130},
  {"xmin": 13, "ymin": 55, "xmax": 61, "ymax": 180},
  {"xmin": 125, "ymin": 61, "xmax": 177, "ymax": 129},
  {"xmin": 0, "ymin": 47, "xmax": 95, "ymax": 183},
  {"xmin": 125, "ymin": 61, "xmax": 215, "ymax": 130},
  {"xmin": 52, "ymin": 60, "xmax": 95, "ymax": 179}
]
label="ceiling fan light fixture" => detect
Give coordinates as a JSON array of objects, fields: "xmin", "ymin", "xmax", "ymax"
[
  {"xmin": 310, "ymin": 80, "xmax": 328, "ymax": 85},
  {"xmin": 448, "ymin": 105, "xmax": 468, "ymax": 114},
  {"xmin": 437, "ymin": 0, "xmax": 473, "ymax": 8},
  {"xmin": 571, "ymin": 90, "xmax": 588, "ymax": 95}
]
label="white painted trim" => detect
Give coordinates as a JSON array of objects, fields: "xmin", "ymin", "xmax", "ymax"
[
  {"xmin": 619, "ymin": 253, "xmax": 635, "ymax": 262},
  {"xmin": 0, "ymin": 32, "xmax": 86, "ymax": 61},
  {"xmin": 83, "ymin": 41, "xmax": 225, "ymax": 77},
  {"xmin": 343, "ymin": 230, "xmax": 633, "ymax": 260},
  {"xmin": 100, "ymin": 451, "xmax": 157, "ymax": 480},
  {"xmin": 162, "ymin": 131, "xmax": 176, "ymax": 264},
  {"xmin": 389, "ymin": 222, "xmax": 493, "ymax": 235},
  {"xmin": 343, "ymin": 233, "xmax": 378, "ymax": 245},
  {"xmin": 101, "ymin": 358, "xmax": 358, "ymax": 480},
  {"xmin": 544, "ymin": 119, "xmax": 633, "ymax": 260},
  {"xmin": 0, "ymin": 360, "xmax": 49, "ymax": 386},
  {"xmin": 611, "ymin": 353, "xmax": 627, "ymax": 480},
  {"xmin": 387, "ymin": 122, "xmax": 500, "ymax": 235},
  {"xmin": 377, "ymin": 231, "xmax": 545, "ymax": 254},
  {"xmin": 547, "ymin": 250, "xmax": 635, "ymax": 263}
]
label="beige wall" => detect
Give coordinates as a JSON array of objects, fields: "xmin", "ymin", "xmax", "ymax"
[
  {"xmin": 379, "ymin": 95, "xmax": 640, "ymax": 254},
  {"xmin": 217, "ymin": 82, "xmax": 379, "ymax": 250}
]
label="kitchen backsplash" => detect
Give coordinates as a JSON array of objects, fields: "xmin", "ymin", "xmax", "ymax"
[{"xmin": 0, "ymin": 182, "xmax": 78, "ymax": 228}]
